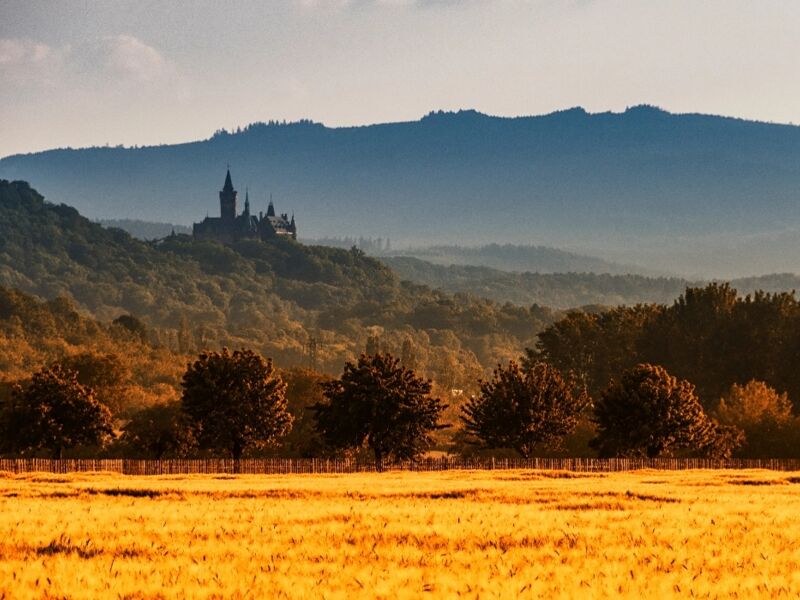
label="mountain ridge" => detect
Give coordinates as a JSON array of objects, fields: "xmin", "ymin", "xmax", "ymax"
[{"xmin": 4, "ymin": 105, "xmax": 800, "ymax": 277}]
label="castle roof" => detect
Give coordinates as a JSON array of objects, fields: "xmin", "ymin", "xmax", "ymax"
[{"xmin": 223, "ymin": 169, "xmax": 234, "ymax": 192}]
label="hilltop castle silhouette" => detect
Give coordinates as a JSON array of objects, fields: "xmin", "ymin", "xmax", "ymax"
[{"xmin": 193, "ymin": 169, "xmax": 297, "ymax": 243}]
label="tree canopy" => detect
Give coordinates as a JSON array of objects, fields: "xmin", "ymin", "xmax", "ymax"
[
  {"xmin": 715, "ymin": 381, "xmax": 798, "ymax": 458},
  {"xmin": 461, "ymin": 360, "xmax": 589, "ymax": 458},
  {"xmin": 119, "ymin": 401, "xmax": 195, "ymax": 459},
  {"xmin": 0, "ymin": 179, "xmax": 554, "ymax": 384},
  {"xmin": 533, "ymin": 284, "xmax": 800, "ymax": 411},
  {"xmin": 0, "ymin": 364, "xmax": 113, "ymax": 458},
  {"xmin": 181, "ymin": 348, "xmax": 293, "ymax": 460},
  {"xmin": 591, "ymin": 364, "xmax": 717, "ymax": 458},
  {"xmin": 314, "ymin": 353, "xmax": 446, "ymax": 469}
]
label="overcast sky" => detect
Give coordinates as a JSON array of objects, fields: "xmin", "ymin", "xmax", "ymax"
[{"xmin": 1, "ymin": 0, "xmax": 798, "ymax": 157}]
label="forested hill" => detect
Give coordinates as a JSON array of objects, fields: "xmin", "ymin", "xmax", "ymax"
[
  {"xmin": 383, "ymin": 244, "xmax": 648, "ymax": 276},
  {"xmin": 382, "ymin": 257, "xmax": 687, "ymax": 308},
  {"xmin": 383, "ymin": 257, "xmax": 800, "ymax": 309},
  {"xmin": 4, "ymin": 107, "xmax": 800, "ymax": 276},
  {"xmin": 0, "ymin": 180, "xmax": 555, "ymax": 388}
]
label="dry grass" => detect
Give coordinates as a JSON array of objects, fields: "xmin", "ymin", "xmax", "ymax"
[{"xmin": 1, "ymin": 469, "xmax": 799, "ymax": 598}]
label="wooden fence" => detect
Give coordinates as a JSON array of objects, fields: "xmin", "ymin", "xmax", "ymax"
[{"xmin": 1, "ymin": 457, "xmax": 800, "ymax": 475}]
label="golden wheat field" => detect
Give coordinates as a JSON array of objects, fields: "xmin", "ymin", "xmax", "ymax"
[{"xmin": 1, "ymin": 469, "xmax": 799, "ymax": 599}]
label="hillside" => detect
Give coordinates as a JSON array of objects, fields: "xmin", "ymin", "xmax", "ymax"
[
  {"xmin": 383, "ymin": 257, "xmax": 800, "ymax": 309},
  {"xmin": 384, "ymin": 244, "xmax": 652, "ymax": 276},
  {"xmin": 0, "ymin": 285, "xmax": 184, "ymax": 414},
  {"xmin": 0, "ymin": 180, "xmax": 555, "ymax": 389},
  {"xmin": 4, "ymin": 107, "xmax": 800, "ymax": 276},
  {"xmin": 383, "ymin": 258, "xmax": 687, "ymax": 308}
]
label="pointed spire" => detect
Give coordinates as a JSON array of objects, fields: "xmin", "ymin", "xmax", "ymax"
[
  {"xmin": 267, "ymin": 193, "xmax": 276, "ymax": 217},
  {"xmin": 223, "ymin": 168, "xmax": 234, "ymax": 192},
  {"xmin": 244, "ymin": 187, "xmax": 250, "ymax": 216}
]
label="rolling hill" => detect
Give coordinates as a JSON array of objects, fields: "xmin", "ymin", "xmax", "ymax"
[{"xmin": 382, "ymin": 257, "xmax": 800, "ymax": 309}]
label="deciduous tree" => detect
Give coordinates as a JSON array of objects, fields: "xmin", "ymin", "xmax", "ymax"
[
  {"xmin": 314, "ymin": 353, "xmax": 445, "ymax": 469},
  {"xmin": 181, "ymin": 348, "xmax": 292, "ymax": 461},
  {"xmin": 119, "ymin": 401, "xmax": 195, "ymax": 458},
  {"xmin": 715, "ymin": 380, "xmax": 798, "ymax": 457},
  {"xmin": 461, "ymin": 360, "xmax": 589, "ymax": 458},
  {"xmin": 60, "ymin": 352, "xmax": 129, "ymax": 414},
  {"xmin": 0, "ymin": 364, "xmax": 113, "ymax": 458},
  {"xmin": 591, "ymin": 363, "xmax": 715, "ymax": 458}
]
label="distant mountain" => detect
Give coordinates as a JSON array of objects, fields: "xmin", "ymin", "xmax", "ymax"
[
  {"xmin": 4, "ymin": 106, "xmax": 800, "ymax": 277},
  {"xmin": 383, "ymin": 256, "xmax": 800, "ymax": 309},
  {"xmin": 99, "ymin": 219, "xmax": 191, "ymax": 240}
]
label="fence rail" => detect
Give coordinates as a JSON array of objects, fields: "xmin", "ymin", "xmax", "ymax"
[{"xmin": 1, "ymin": 457, "xmax": 800, "ymax": 475}]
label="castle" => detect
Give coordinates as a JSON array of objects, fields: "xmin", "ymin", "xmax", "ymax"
[{"xmin": 193, "ymin": 169, "xmax": 297, "ymax": 243}]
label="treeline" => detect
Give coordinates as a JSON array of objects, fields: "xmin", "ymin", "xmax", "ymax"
[
  {"xmin": 383, "ymin": 257, "xmax": 689, "ymax": 308},
  {"xmin": 98, "ymin": 219, "xmax": 191, "ymax": 241},
  {"xmin": 534, "ymin": 284, "xmax": 800, "ymax": 404},
  {"xmin": 386, "ymin": 243, "xmax": 635, "ymax": 275},
  {"xmin": 2, "ymin": 343, "xmax": 793, "ymax": 462},
  {"xmin": 304, "ymin": 236, "xmax": 391, "ymax": 254},
  {"xmin": 532, "ymin": 284, "xmax": 800, "ymax": 457},
  {"xmin": 383, "ymin": 256, "xmax": 800, "ymax": 309}
]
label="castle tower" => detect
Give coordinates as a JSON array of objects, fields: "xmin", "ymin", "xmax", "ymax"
[
  {"xmin": 220, "ymin": 168, "xmax": 237, "ymax": 221},
  {"xmin": 243, "ymin": 187, "xmax": 251, "ymax": 218},
  {"xmin": 266, "ymin": 196, "xmax": 276, "ymax": 217}
]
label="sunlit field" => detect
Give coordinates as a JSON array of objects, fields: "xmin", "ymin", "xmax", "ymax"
[{"xmin": 2, "ymin": 469, "xmax": 800, "ymax": 598}]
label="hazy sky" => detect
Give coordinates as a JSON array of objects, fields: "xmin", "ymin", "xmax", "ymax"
[{"xmin": 2, "ymin": 0, "xmax": 799, "ymax": 157}]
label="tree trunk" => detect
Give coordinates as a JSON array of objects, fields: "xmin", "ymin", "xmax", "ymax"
[
  {"xmin": 374, "ymin": 449, "xmax": 384, "ymax": 472},
  {"xmin": 52, "ymin": 446, "xmax": 63, "ymax": 460}
]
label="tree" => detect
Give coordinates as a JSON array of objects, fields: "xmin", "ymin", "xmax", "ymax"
[
  {"xmin": 59, "ymin": 352, "xmax": 129, "ymax": 414},
  {"xmin": 461, "ymin": 360, "xmax": 589, "ymax": 458},
  {"xmin": 717, "ymin": 380, "xmax": 793, "ymax": 426},
  {"xmin": 0, "ymin": 364, "xmax": 113, "ymax": 458},
  {"xmin": 400, "ymin": 339, "xmax": 417, "ymax": 371},
  {"xmin": 180, "ymin": 348, "xmax": 292, "ymax": 461},
  {"xmin": 119, "ymin": 402, "xmax": 195, "ymax": 458},
  {"xmin": 715, "ymin": 380, "xmax": 797, "ymax": 457},
  {"xmin": 696, "ymin": 421, "xmax": 745, "ymax": 459},
  {"xmin": 271, "ymin": 368, "xmax": 331, "ymax": 457},
  {"xmin": 591, "ymin": 364, "xmax": 715, "ymax": 458},
  {"xmin": 314, "ymin": 353, "xmax": 446, "ymax": 469},
  {"xmin": 111, "ymin": 313, "xmax": 149, "ymax": 343}
]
